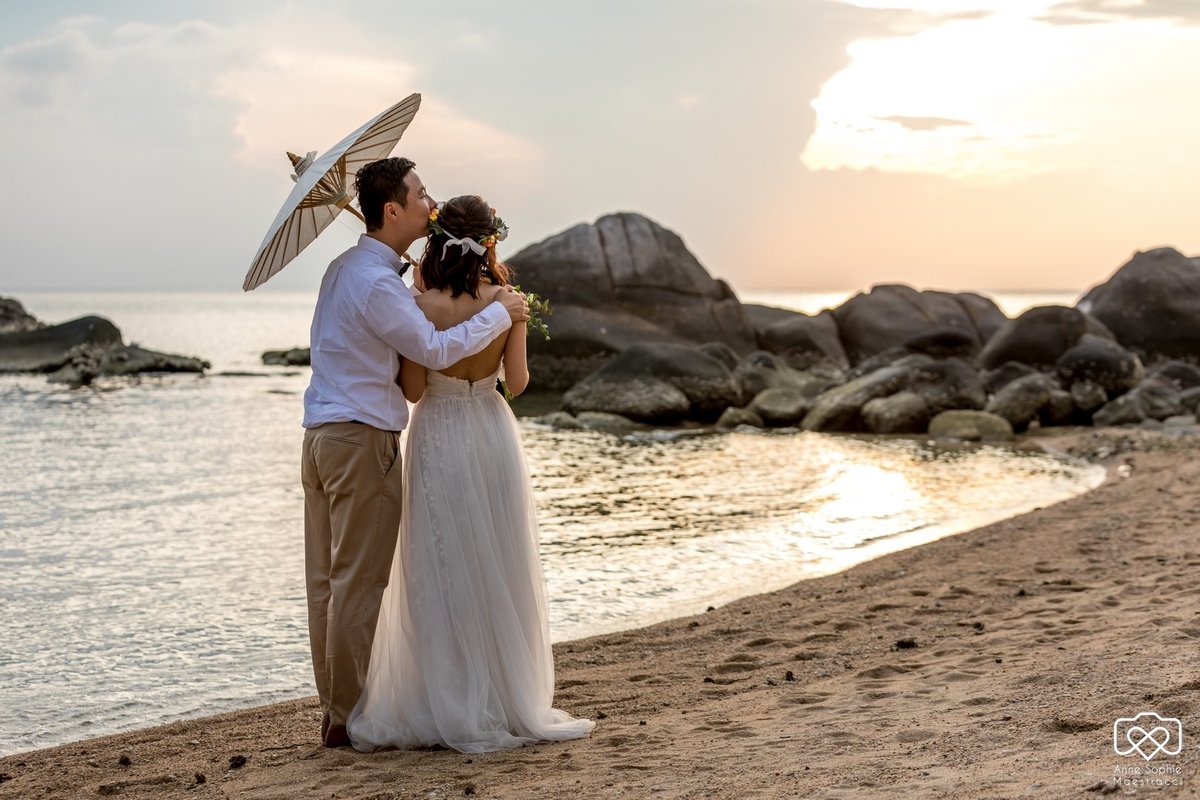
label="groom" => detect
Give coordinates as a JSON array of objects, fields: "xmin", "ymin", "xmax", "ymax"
[{"xmin": 300, "ymin": 157, "xmax": 529, "ymax": 748}]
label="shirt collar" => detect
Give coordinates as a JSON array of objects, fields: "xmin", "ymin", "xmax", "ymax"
[{"xmin": 356, "ymin": 234, "xmax": 408, "ymax": 275}]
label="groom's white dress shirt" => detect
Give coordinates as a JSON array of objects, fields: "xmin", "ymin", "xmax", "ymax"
[{"xmin": 302, "ymin": 235, "xmax": 511, "ymax": 432}]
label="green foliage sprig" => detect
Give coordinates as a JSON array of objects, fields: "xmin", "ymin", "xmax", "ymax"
[{"xmin": 514, "ymin": 284, "xmax": 552, "ymax": 340}]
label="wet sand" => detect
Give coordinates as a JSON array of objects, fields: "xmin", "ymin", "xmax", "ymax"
[{"xmin": 2, "ymin": 427, "xmax": 1198, "ymax": 799}]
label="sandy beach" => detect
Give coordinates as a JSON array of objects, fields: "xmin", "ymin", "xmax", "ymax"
[{"xmin": 2, "ymin": 427, "xmax": 1198, "ymax": 800}]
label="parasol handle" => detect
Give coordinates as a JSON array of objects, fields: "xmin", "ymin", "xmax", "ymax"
[{"xmin": 337, "ymin": 199, "xmax": 367, "ymax": 224}]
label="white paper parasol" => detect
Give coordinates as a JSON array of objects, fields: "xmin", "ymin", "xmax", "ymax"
[{"xmin": 242, "ymin": 93, "xmax": 421, "ymax": 291}]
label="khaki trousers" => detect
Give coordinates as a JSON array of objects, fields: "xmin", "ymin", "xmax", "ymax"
[{"xmin": 301, "ymin": 422, "xmax": 404, "ymax": 725}]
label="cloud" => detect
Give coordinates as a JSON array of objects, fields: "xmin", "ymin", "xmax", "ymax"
[
  {"xmin": 215, "ymin": 50, "xmax": 420, "ymax": 167},
  {"xmin": 878, "ymin": 115, "xmax": 972, "ymax": 131},
  {"xmin": 1040, "ymin": 0, "xmax": 1200, "ymax": 25},
  {"xmin": 0, "ymin": 13, "xmax": 542, "ymax": 289},
  {"xmin": 0, "ymin": 29, "xmax": 92, "ymax": 105}
]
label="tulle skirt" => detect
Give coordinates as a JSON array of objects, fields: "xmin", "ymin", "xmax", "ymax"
[{"xmin": 347, "ymin": 372, "xmax": 595, "ymax": 753}]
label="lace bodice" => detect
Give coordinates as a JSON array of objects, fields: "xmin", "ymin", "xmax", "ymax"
[{"xmin": 423, "ymin": 367, "xmax": 503, "ymax": 398}]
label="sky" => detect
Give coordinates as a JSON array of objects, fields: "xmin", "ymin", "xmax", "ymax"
[{"xmin": 0, "ymin": 0, "xmax": 1197, "ymax": 294}]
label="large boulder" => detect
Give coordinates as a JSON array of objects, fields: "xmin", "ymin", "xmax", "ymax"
[
  {"xmin": 716, "ymin": 406, "xmax": 764, "ymax": 430},
  {"xmin": 509, "ymin": 213, "xmax": 757, "ymax": 390},
  {"xmin": 1078, "ymin": 247, "xmax": 1200, "ymax": 361},
  {"xmin": 731, "ymin": 351, "xmax": 839, "ymax": 400},
  {"xmin": 801, "ymin": 361, "xmax": 918, "ymax": 432},
  {"xmin": 562, "ymin": 377, "xmax": 690, "ymax": 424},
  {"xmin": 754, "ymin": 309, "xmax": 849, "ymax": 369},
  {"xmin": 1092, "ymin": 376, "xmax": 1184, "ymax": 426},
  {"xmin": 928, "ymin": 410, "xmax": 1014, "ymax": 442},
  {"xmin": 844, "ymin": 346, "xmax": 913, "ymax": 382},
  {"xmin": 0, "ymin": 315, "xmax": 123, "ymax": 372},
  {"xmin": 1054, "ymin": 333, "xmax": 1144, "ymax": 397},
  {"xmin": 830, "ymin": 285, "xmax": 1006, "ymax": 366},
  {"xmin": 1147, "ymin": 360, "xmax": 1200, "ymax": 390},
  {"xmin": 982, "ymin": 361, "xmax": 1040, "ymax": 395},
  {"xmin": 1070, "ymin": 379, "xmax": 1108, "ymax": 413},
  {"xmin": 0, "ymin": 297, "xmax": 43, "ymax": 334},
  {"xmin": 905, "ymin": 357, "xmax": 987, "ymax": 415},
  {"xmin": 560, "ymin": 342, "xmax": 741, "ymax": 422},
  {"xmin": 1039, "ymin": 389, "xmax": 1078, "ymax": 428},
  {"xmin": 748, "ymin": 387, "xmax": 811, "ymax": 427},
  {"xmin": 861, "ymin": 391, "xmax": 931, "ymax": 434},
  {"xmin": 985, "ymin": 372, "xmax": 1058, "ymax": 432},
  {"xmin": 903, "ymin": 328, "xmax": 980, "ymax": 360},
  {"xmin": 980, "ymin": 305, "xmax": 1113, "ymax": 370}
]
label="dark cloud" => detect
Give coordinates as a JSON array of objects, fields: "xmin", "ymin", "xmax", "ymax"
[
  {"xmin": 878, "ymin": 115, "xmax": 973, "ymax": 132},
  {"xmin": 1040, "ymin": 0, "xmax": 1200, "ymax": 26}
]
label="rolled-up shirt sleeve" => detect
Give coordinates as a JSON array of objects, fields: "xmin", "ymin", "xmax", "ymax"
[{"xmin": 361, "ymin": 273, "xmax": 512, "ymax": 370}]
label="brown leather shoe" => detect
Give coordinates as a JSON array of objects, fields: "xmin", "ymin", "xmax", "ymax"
[
  {"xmin": 320, "ymin": 711, "xmax": 330, "ymax": 742},
  {"xmin": 323, "ymin": 723, "xmax": 351, "ymax": 748}
]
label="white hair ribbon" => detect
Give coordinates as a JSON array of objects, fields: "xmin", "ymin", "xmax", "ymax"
[{"xmin": 442, "ymin": 234, "xmax": 487, "ymax": 257}]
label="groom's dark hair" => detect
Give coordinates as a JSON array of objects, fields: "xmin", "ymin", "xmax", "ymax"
[{"xmin": 355, "ymin": 157, "xmax": 417, "ymax": 231}]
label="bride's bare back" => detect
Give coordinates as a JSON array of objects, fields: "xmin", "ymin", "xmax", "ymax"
[
  {"xmin": 398, "ymin": 281, "xmax": 529, "ymax": 402},
  {"xmin": 416, "ymin": 284, "xmax": 509, "ymax": 381}
]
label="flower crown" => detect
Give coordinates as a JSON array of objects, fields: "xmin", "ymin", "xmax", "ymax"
[{"xmin": 427, "ymin": 203, "xmax": 509, "ymax": 251}]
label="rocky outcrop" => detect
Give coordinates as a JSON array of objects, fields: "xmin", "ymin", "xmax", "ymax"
[
  {"xmin": 263, "ymin": 347, "xmax": 311, "ymax": 366},
  {"xmin": 509, "ymin": 213, "xmax": 757, "ymax": 391},
  {"xmin": 0, "ymin": 316, "xmax": 123, "ymax": 372},
  {"xmin": 0, "ymin": 297, "xmax": 43, "ymax": 334},
  {"xmin": 0, "ymin": 310, "xmax": 208, "ymax": 387},
  {"xmin": 829, "ymin": 285, "xmax": 1006, "ymax": 366},
  {"xmin": 1078, "ymin": 247, "xmax": 1200, "ymax": 362},
  {"xmin": 514, "ymin": 217, "xmax": 1200, "ymax": 437}
]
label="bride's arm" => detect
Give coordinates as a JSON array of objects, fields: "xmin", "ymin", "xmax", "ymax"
[
  {"xmin": 501, "ymin": 318, "xmax": 529, "ymax": 396},
  {"xmin": 399, "ymin": 356, "xmax": 426, "ymax": 403}
]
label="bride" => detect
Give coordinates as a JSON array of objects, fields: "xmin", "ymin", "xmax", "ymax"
[{"xmin": 347, "ymin": 195, "xmax": 596, "ymax": 753}]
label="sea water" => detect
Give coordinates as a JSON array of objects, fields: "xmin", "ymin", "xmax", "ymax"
[{"xmin": 0, "ymin": 289, "xmax": 1100, "ymax": 755}]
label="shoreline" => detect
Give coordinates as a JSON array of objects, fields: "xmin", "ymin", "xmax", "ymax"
[{"xmin": 3, "ymin": 426, "xmax": 1198, "ymax": 798}]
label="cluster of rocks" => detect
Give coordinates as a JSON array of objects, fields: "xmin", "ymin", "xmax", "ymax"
[
  {"xmin": 0, "ymin": 298, "xmax": 209, "ymax": 388},
  {"xmin": 505, "ymin": 215, "xmax": 1200, "ymax": 440}
]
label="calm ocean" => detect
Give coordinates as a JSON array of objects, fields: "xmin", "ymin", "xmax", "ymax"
[{"xmin": 0, "ymin": 288, "xmax": 1100, "ymax": 756}]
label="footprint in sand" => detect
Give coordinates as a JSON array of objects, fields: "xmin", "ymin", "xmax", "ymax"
[{"xmin": 856, "ymin": 664, "xmax": 920, "ymax": 680}]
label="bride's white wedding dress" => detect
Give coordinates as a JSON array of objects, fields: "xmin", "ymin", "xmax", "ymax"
[{"xmin": 347, "ymin": 367, "xmax": 595, "ymax": 753}]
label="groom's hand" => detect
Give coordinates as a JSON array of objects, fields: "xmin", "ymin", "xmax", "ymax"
[{"xmin": 498, "ymin": 286, "xmax": 530, "ymax": 322}]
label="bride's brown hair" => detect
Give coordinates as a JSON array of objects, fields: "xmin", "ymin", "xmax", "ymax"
[{"xmin": 420, "ymin": 195, "xmax": 512, "ymax": 298}]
